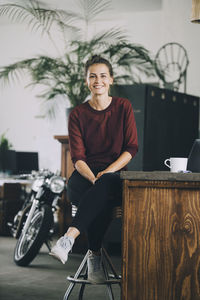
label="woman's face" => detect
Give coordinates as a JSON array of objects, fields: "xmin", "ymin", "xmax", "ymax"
[{"xmin": 86, "ymin": 63, "xmax": 113, "ymax": 96}]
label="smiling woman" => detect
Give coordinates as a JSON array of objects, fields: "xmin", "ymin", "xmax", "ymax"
[
  {"xmin": 87, "ymin": 69, "xmax": 113, "ymax": 111},
  {"xmin": 85, "ymin": 55, "xmax": 114, "ymax": 110},
  {"xmin": 50, "ymin": 54, "xmax": 138, "ymax": 284}
]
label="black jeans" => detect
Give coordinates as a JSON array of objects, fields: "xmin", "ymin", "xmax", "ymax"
[{"xmin": 67, "ymin": 168, "xmax": 122, "ymax": 252}]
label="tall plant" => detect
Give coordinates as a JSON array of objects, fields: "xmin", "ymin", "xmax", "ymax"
[{"xmin": 0, "ymin": 0, "xmax": 155, "ymax": 117}]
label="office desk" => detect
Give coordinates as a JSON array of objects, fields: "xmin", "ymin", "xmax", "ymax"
[{"xmin": 121, "ymin": 171, "xmax": 200, "ymax": 300}]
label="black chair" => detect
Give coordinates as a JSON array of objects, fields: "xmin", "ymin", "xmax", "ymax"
[{"xmin": 63, "ymin": 205, "xmax": 122, "ymax": 300}]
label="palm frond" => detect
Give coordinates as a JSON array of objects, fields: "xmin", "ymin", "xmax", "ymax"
[
  {"xmin": 114, "ymin": 74, "xmax": 141, "ymax": 84},
  {"xmin": 79, "ymin": 0, "xmax": 111, "ymax": 22},
  {"xmin": 89, "ymin": 28, "xmax": 127, "ymax": 49},
  {"xmin": 0, "ymin": 58, "xmax": 36, "ymax": 84},
  {"xmin": 39, "ymin": 93, "xmax": 65, "ymax": 120},
  {"xmin": 0, "ymin": 0, "xmax": 157, "ymax": 116},
  {"xmin": 102, "ymin": 42, "xmax": 155, "ymax": 77},
  {"xmin": 0, "ymin": 1, "xmax": 60, "ymax": 35}
]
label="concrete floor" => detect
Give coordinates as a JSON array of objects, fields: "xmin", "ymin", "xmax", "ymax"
[{"xmin": 0, "ymin": 236, "xmax": 121, "ymax": 300}]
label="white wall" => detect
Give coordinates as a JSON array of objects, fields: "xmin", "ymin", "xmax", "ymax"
[{"xmin": 0, "ymin": 0, "xmax": 199, "ymax": 172}]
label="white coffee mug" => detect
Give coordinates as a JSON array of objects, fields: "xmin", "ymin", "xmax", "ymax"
[{"xmin": 164, "ymin": 157, "xmax": 188, "ymax": 173}]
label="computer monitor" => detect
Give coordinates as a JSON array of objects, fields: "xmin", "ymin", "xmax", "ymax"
[
  {"xmin": 15, "ymin": 151, "xmax": 39, "ymax": 174},
  {"xmin": 187, "ymin": 139, "xmax": 200, "ymax": 172}
]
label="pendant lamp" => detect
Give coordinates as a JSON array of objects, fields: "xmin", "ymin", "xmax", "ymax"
[{"xmin": 191, "ymin": 0, "xmax": 200, "ymax": 23}]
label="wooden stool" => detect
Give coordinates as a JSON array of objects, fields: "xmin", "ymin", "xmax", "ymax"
[{"xmin": 63, "ymin": 205, "xmax": 122, "ymax": 300}]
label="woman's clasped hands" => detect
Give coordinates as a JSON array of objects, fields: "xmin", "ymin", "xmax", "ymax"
[{"xmin": 91, "ymin": 169, "xmax": 113, "ymax": 184}]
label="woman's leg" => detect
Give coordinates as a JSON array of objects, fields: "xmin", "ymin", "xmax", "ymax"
[
  {"xmin": 49, "ymin": 170, "xmax": 93, "ymax": 263},
  {"xmin": 66, "ymin": 170, "xmax": 94, "ymax": 238},
  {"xmin": 70, "ymin": 172, "xmax": 122, "ymax": 236},
  {"xmin": 67, "ymin": 169, "xmax": 93, "ymax": 206},
  {"xmin": 87, "ymin": 204, "xmax": 113, "ymax": 252},
  {"xmin": 50, "ymin": 171, "xmax": 122, "ymax": 264}
]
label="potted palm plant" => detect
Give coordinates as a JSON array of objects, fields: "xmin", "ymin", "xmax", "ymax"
[{"xmin": 0, "ymin": 0, "xmax": 155, "ymax": 118}]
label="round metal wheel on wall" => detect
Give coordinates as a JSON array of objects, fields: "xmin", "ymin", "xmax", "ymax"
[{"xmin": 14, "ymin": 204, "xmax": 53, "ymax": 266}]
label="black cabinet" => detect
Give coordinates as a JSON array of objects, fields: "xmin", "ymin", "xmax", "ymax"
[
  {"xmin": 112, "ymin": 84, "xmax": 199, "ymax": 171},
  {"xmin": 0, "ymin": 183, "xmax": 23, "ymax": 235}
]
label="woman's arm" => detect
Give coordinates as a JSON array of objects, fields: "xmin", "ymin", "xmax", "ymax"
[
  {"xmin": 75, "ymin": 160, "xmax": 97, "ymax": 184},
  {"xmin": 96, "ymin": 151, "xmax": 132, "ymax": 178}
]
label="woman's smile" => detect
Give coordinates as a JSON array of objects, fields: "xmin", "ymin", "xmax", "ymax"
[
  {"xmin": 86, "ymin": 63, "xmax": 113, "ymax": 96},
  {"xmin": 93, "ymin": 84, "xmax": 104, "ymax": 89}
]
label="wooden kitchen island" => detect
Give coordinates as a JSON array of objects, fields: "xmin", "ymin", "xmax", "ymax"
[{"xmin": 121, "ymin": 171, "xmax": 200, "ymax": 300}]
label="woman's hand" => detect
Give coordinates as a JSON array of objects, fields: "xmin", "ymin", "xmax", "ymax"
[
  {"xmin": 75, "ymin": 160, "xmax": 97, "ymax": 184},
  {"xmin": 96, "ymin": 169, "xmax": 112, "ymax": 179},
  {"xmin": 96, "ymin": 151, "xmax": 132, "ymax": 179},
  {"xmin": 91, "ymin": 177, "xmax": 98, "ymax": 184}
]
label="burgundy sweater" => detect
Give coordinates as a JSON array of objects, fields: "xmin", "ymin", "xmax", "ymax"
[{"xmin": 68, "ymin": 96, "xmax": 138, "ymax": 169}]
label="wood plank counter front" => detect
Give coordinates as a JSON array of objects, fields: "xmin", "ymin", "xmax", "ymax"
[{"xmin": 120, "ymin": 171, "xmax": 200, "ymax": 300}]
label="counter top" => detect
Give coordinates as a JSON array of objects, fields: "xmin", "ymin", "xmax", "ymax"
[{"xmin": 120, "ymin": 171, "xmax": 200, "ymax": 181}]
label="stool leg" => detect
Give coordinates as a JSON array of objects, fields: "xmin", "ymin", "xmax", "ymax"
[
  {"xmin": 78, "ymin": 268, "xmax": 88, "ymax": 300},
  {"xmin": 63, "ymin": 251, "xmax": 89, "ymax": 300},
  {"xmin": 63, "ymin": 282, "xmax": 75, "ymax": 300},
  {"xmin": 78, "ymin": 282, "xmax": 86, "ymax": 300},
  {"xmin": 44, "ymin": 240, "xmax": 52, "ymax": 252},
  {"xmin": 102, "ymin": 248, "xmax": 121, "ymax": 284},
  {"xmin": 102, "ymin": 257, "xmax": 115, "ymax": 300}
]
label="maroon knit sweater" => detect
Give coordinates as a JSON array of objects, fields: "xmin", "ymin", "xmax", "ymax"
[{"xmin": 68, "ymin": 96, "xmax": 138, "ymax": 169}]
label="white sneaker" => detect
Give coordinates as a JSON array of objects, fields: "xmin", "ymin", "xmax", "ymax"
[
  {"xmin": 87, "ymin": 250, "xmax": 105, "ymax": 284},
  {"xmin": 49, "ymin": 236, "xmax": 74, "ymax": 264}
]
